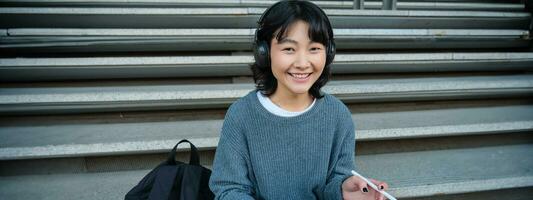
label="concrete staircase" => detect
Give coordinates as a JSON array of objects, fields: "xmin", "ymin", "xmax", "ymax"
[{"xmin": 1, "ymin": 0, "xmax": 532, "ymax": 199}]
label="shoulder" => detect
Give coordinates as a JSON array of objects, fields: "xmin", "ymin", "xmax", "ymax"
[
  {"xmin": 321, "ymin": 93, "xmax": 351, "ymax": 118},
  {"xmin": 320, "ymin": 93, "xmax": 354, "ymax": 131},
  {"xmin": 224, "ymin": 90, "xmax": 257, "ymax": 121},
  {"xmin": 219, "ymin": 91, "xmax": 257, "ymax": 143}
]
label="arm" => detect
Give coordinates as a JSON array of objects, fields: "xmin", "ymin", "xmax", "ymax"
[
  {"xmin": 209, "ymin": 108, "xmax": 256, "ymax": 200},
  {"xmin": 332, "ymin": 112, "xmax": 389, "ymax": 200},
  {"xmin": 324, "ymin": 111, "xmax": 356, "ymax": 200}
]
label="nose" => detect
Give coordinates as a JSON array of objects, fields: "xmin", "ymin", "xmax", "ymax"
[{"xmin": 293, "ymin": 52, "xmax": 311, "ymax": 69}]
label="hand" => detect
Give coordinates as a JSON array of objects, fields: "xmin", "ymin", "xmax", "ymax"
[{"xmin": 341, "ymin": 175, "xmax": 389, "ymax": 200}]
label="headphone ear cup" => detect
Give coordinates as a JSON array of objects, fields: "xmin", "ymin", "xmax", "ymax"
[
  {"xmin": 254, "ymin": 40, "xmax": 270, "ymax": 69},
  {"xmin": 326, "ymin": 41, "xmax": 336, "ymax": 66}
]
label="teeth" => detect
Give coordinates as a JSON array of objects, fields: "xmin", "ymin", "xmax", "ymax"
[{"xmin": 290, "ymin": 73, "xmax": 311, "ymax": 79}]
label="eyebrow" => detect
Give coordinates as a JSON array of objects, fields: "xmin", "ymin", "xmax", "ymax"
[{"xmin": 277, "ymin": 38, "xmax": 317, "ymax": 45}]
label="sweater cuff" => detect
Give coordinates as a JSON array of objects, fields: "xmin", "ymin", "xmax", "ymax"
[{"xmin": 324, "ymin": 174, "xmax": 350, "ymax": 200}]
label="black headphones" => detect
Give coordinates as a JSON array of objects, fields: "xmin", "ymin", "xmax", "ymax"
[{"xmin": 253, "ymin": 2, "xmax": 336, "ymax": 69}]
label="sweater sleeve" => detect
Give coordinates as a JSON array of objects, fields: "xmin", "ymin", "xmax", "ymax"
[
  {"xmin": 209, "ymin": 106, "xmax": 256, "ymax": 200},
  {"xmin": 324, "ymin": 109, "xmax": 356, "ymax": 200}
]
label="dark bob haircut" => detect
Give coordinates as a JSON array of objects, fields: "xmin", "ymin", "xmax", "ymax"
[{"xmin": 251, "ymin": 0, "xmax": 335, "ymax": 99}]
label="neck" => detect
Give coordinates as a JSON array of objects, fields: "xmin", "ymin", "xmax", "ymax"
[{"xmin": 269, "ymin": 90, "xmax": 314, "ymax": 112}]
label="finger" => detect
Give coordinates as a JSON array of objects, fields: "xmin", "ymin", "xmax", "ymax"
[
  {"xmin": 378, "ymin": 193, "xmax": 384, "ymax": 200},
  {"xmin": 345, "ymin": 176, "xmax": 364, "ymax": 194},
  {"xmin": 377, "ymin": 181, "xmax": 389, "ymax": 191},
  {"xmin": 368, "ymin": 179, "xmax": 389, "ymax": 200},
  {"xmin": 358, "ymin": 182, "xmax": 369, "ymax": 194},
  {"xmin": 372, "ymin": 190, "xmax": 383, "ymax": 200},
  {"xmin": 367, "ymin": 184, "xmax": 383, "ymax": 200},
  {"xmin": 368, "ymin": 180, "xmax": 386, "ymax": 200},
  {"xmin": 352, "ymin": 176, "xmax": 370, "ymax": 194},
  {"xmin": 369, "ymin": 179, "xmax": 388, "ymax": 191},
  {"xmin": 368, "ymin": 179, "xmax": 382, "ymax": 190}
]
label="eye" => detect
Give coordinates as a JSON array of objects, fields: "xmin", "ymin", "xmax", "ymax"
[
  {"xmin": 310, "ymin": 47, "xmax": 323, "ymax": 53},
  {"xmin": 282, "ymin": 48, "xmax": 295, "ymax": 53}
]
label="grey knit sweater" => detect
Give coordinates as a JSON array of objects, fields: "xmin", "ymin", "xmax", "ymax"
[{"xmin": 209, "ymin": 91, "xmax": 356, "ymax": 200}]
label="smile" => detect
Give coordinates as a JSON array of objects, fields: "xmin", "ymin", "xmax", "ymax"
[{"xmin": 288, "ymin": 73, "xmax": 312, "ymax": 80}]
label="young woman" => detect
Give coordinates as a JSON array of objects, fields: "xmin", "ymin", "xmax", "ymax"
[{"xmin": 209, "ymin": 1, "xmax": 389, "ymax": 199}]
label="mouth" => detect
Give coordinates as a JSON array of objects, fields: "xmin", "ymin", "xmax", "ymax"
[
  {"xmin": 287, "ymin": 72, "xmax": 313, "ymax": 83},
  {"xmin": 288, "ymin": 72, "xmax": 312, "ymax": 80}
]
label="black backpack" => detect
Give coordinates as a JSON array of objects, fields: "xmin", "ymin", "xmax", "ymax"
[{"xmin": 125, "ymin": 139, "xmax": 215, "ymax": 200}]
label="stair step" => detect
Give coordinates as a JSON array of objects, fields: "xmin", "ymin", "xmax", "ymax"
[
  {"xmin": 1, "ymin": 74, "xmax": 532, "ymax": 114},
  {"xmin": 0, "ymin": 0, "xmax": 352, "ymax": 9},
  {"xmin": 0, "ymin": 144, "xmax": 531, "ymax": 199},
  {"xmin": 1, "ymin": 102, "xmax": 531, "ymax": 160},
  {"xmin": 1, "ymin": 29, "xmax": 528, "ymax": 53},
  {"xmin": 363, "ymin": 144, "xmax": 533, "ymax": 198},
  {"xmin": 394, "ymin": 176, "xmax": 533, "ymax": 198},
  {"xmin": 0, "ymin": 8, "xmax": 529, "ymax": 29},
  {"xmin": 1, "ymin": 53, "xmax": 532, "ymax": 81},
  {"xmin": 0, "ymin": 0, "xmax": 524, "ymax": 11},
  {"xmin": 1, "ymin": 132, "xmax": 531, "ymax": 176},
  {"xmin": 401, "ymin": 187, "xmax": 533, "ymax": 200},
  {"xmin": 0, "ymin": 169, "xmax": 149, "ymax": 200}
]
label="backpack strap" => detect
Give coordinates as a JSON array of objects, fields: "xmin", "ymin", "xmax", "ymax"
[{"xmin": 167, "ymin": 139, "xmax": 200, "ymax": 166}]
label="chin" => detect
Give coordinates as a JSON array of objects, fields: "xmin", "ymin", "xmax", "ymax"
[{"xmin": 288, "ymin": 87, "xmax": 312, "ymax": 95}]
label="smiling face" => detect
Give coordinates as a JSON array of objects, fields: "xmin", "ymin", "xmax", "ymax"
[{"xmin": 269, "ymin": 20, "xmax": 327, "ymax": 97}]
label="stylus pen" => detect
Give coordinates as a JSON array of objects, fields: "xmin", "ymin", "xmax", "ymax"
[{"xmin": 351, "ymin": 170, "xmax": 397, "ymax": 200}]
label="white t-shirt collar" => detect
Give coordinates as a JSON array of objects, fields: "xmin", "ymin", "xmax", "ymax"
[{"xmin": 256, "ymin": 91, "xmax": 316, "ymax": 117}]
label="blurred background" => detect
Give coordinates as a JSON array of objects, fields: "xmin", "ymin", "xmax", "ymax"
[{"xmin": 0, "ymin": 0, "xmax": 532, "ymax": 199}]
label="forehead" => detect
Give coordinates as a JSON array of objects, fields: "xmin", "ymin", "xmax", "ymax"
[{"xmin": 272, "ymin": 20, "xmax": 312, "ymax": 43}]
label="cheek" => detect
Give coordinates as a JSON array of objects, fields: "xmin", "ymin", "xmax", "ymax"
[
  {"xmin": 270, "ymin": 52, "xmax": 291, "ymax": 72},
  {"xmin": 311, "ymin": 53, "xmax": 327, "ymax": 71}
]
